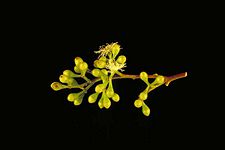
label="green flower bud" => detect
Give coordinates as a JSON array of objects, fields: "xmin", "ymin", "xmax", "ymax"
[
  {"xmin": 67, "ymin": 91, "xmax": 85, "ymax": 104},
  {"xmin": 101, "ymin": 69, "xmax": 108, "ymax": 76},
  {"xmin": 67, "ymin": 93, "xmax": 80, "ymax": 102},
  {"xmin": 99, "ymin": 56, "xmax": 107, "ymax": 62},
  {"xmin": 67, "ymin": 78, "xmax": 78, "ymax": 86},
  {"xmin": 140, "ymin": 72, "xmax": 149, "ymax": 85},
  {"xmin": 103, "ymin": 95, "xmax": 111, "ymax": 109},
  {"xmin": 149, "ymin": 75, "xmax": 165, "ymax": 89},
  {"xmin": 98, "ymin": 95, "xmax": 104, "ymax": 109},
  {"xmin": 112, "ymin": 93, "xmax": 120, "ymax": 102},
  {"xmin": 155, "ymin": 75, "xmax": 165, "ymax": 84},
  {"xmin": 59, "ymin": 75, "xmax": 78, "ymax": 85},
  {"xmin": 59, "ymin": 75, "xmax": 69, "ymax": 83},
  {"xmin": 106, "ymin": 81, "xmax": 114, "ymax": 98},
  {"xmin": 116, "ymin": 55, "xmax": 126, "ymax": 64},
  {"xmin": 74, "ymin": 66, "xmax": 81, "ymax": 73},
  {"xmin": 112, "ymin": 43, "xmax": 120, "ymax": 58},
  {"xmin": 95, "ymin": 84, "xmax": 106, "ymax": 93},
  {"xmin": 139, "ymin": 91, "xmax": 148, "ymax": 100},
  {"xmin": 78, "ymin": 62, "xmax": 88, "ymax": 71},
  {"xmin": 88, "ymin": 93, "xmax": 99, "ymax": 103},
  {"xmin": 67, "ymin": 92, "xmax": 85, "ymax": 105},
  {"xmin": 63, "ymin": 70, "xmax": 79, "ymax": 77},
  {"xmin": 78, "ymin": 62, "xmax": 88, "ymax": 76},
  {"xmin": 74, "ymin": 57, "xmax": 83, "ymax": 66},
  {"xmin": 101, "ymin": 76, "xmax": 109, "ymax": 85},
  {"xmin": 93, "ymin": 60, "xmax": 98, "ymax": 68},
  {"xmin": 106, "ymin": 89, "xmax": 114, "ymax": 98},
  {"xmin": 92, "ymin": 69, "xmax": 101, "ymax": 77},
  {"xmin": 99, "ymin": 70, "xmax": 109, "ymax": 84},
  {"xmin": 50, "ymin": 82, "xmax": 66, "ymax": 91},
  {"xmin": 142, "ymin": 102, "xmax": 150, "ymax": 116},
  {"xmin": 134, "ymin": 99, "xmax": 143, "ymax": 108},
  {"xmin": 94, "ymin": 60, "xmax": 106, "ymax": 68},
  {"xmin": 74, "ymin": 97, "xmax": 83, "ymax": 106}
]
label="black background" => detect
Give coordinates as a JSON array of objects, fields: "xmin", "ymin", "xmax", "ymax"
[{"xmin": 5, "ymin": 3, "xmax": 205, "ymax": 148}]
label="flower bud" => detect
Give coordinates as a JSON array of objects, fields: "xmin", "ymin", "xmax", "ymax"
[
  {"xmin": 74, "ymin": 57, "xmax": 83, "ymax": 66},
  {"xmin": 106, "ymin": 81, "xmax": 114, "ymax": 98},
  {"xmin": 88, "ymin": 93, "xmax": 99, "ymax": 103},
  {"xmin": 67, "ymin": 93, "xmax": 80, "ymax": 102},
  {"xmin": 112, "ymin": 43, "xmax": 120, "ymax": 58},
  {"xmin": 59, "ymin": 75, "xmax": 78, "ymax": 85},
  {"xmin": 139, "ymin": 91, "xmax": 148, "ymax": 100},
  {"xmin": 74, "ymin": 66, "xmax": 80, "ymax": 73},
  {"xmin": 78, "ymin": 62, "xmax": 88, "ymax": 76},
  {"xmin": 101, "ymin": 75, "xmax": 109, "ymax": 84},
  {"xmin": 142, "ymin": 102, "xmax": 150, "ymax": 116},
  {"xmin": 103, "ymin": 95, "xmax": 111, "ymax": 109},
  {"xmin": 50, "ymin": 82, "xmax": 66, "ymax": 91},
  {"xmin": 67, "ymin": 91, "xmax": 84, "ymax": 105},
  {"xmin": 106, "ymin": 89, "xmax": 114, "ymax": 98},
  {"xmin": 95, "ymin": 84, "xmax": 106, "ymax": 93},
  {"xmin": 74, "ymin": 98, "xmax": 83, "ymax": 106},
  {"xmin": 59, "ymin": 75, "xmax": 69, "ymax": 83},
  {"xmin": 140, "ymin": 72, "xmax": 149, "ymax": 85},
  {"xmin": 92, "ymin": 69, "xmax": 101, "ymax": 77},
  {"xmin": 94, "ymin": 60, "xmax": 106, "ymax": 68},
  {"xmin": 78, "ymin": 62, "xmax": 88, "ymax": 71},
  {"xmin": 155, "ymin": 75, "xmax": 165, "ymax": 84},
  {"xmin": 99, "ymin": 56, "xmax": 107, "ymax": 62},
  {"xmin": 66, "ymin": 78, "xmax": 78, "ymax": 86},
  {"xmin": 101, "ymin": 69, "xmax": 108, "ymax": 76},
  {"xmin": 98, "ymin": 95, "xmax": 104, "ymax": 109},
  {"xmin": 150, "ymin": 75, "xmax": 165, "ymax": 88},
  {"xmin": 116, "ymin": 55, "xmax": 126, "ymax": 64},
  {"xmin": 63, "ymin": 70, "xmax": 79, "ymax": 77},
  {"xmin": 112, "ymin": 93, "xmax": 120, "ymax": 102},
  {"xmin": 134, "ymin": 99, "xmax": 143, "ymax": 108}
]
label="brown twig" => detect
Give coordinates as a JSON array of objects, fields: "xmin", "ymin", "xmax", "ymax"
[
  {"xmin": 113, "ymin": 72, "xmax": 187, "ymax": 86},
  {"xmin": 164, "ymin": 72, "xmax": 187, "ymax": 86},
  {"xmin": 74, "ymin": 72, "xmax": 188, "ymax": 90}
]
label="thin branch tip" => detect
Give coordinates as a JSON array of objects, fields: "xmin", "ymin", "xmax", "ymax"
[{"xmin": 164, "ymin": 72, "xmax": 188, "ymax": 86}]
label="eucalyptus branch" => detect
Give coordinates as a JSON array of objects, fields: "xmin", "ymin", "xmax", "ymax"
[{"xmin": 50, "ymin": 42, "xmax": 188, "ymax": 117}]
